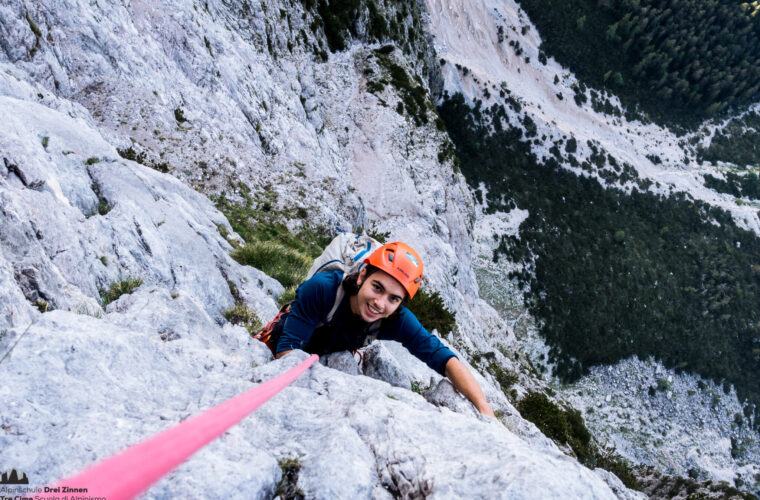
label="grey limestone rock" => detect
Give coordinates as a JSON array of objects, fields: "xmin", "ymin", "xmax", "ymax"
[
  {"xmin": 362, "ymin": 341, "xmax": 412, "ymax": 390},
  {"xmin": 424, "ymin": 377, "xmax": 479, "ymax": 417},
  {"xmin": 320, "ymin": 350, "xmax": 362, "ymax": 376}
]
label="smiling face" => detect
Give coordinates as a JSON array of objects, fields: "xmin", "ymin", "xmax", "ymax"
[{"xmin": 349, "ymin": 267, "xmax": 407, "ymax": 322}]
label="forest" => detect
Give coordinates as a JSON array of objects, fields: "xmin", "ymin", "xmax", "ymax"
[
  {"xmin": 698, "ymin": 110, "xmax": 760, "ymax": 168},
  {"xmin": 517, "ymin": 0, "xmax": 760, "ymax": 127},
  {"xmin": 439, "ymin": 94, "xmax": 760, "ymax": 423}
]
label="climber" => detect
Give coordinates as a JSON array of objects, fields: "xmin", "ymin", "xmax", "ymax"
[{"xmin": 258, "ymin": 241, "xmax": 495, "ymax": 417}]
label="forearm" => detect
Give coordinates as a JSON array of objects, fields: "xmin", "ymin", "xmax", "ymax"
[{"xmin": 445, "ymin": 357, "xmax": 495, "ymax": 417}]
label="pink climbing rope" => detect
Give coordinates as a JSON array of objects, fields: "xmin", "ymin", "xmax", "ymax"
[{"xmin": 38, "ymin": 354, "xmax": 319, "ymax": 500}]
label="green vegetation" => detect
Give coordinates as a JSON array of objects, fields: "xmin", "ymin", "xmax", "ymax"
[
  {"xmin": 203, "ymin": 36, "xmax": 213, "ymax": 57},
  {"xmin": 25, "ymin": 11, "xmax": 42, "ymax": 56},
  {"xmin": 439, "ymin": 93, "xmax": 760, "ymax": 419},
  {"xmin": 301, "ymin": 0, "xmax": 423, "ymax": 55},
  {"xmin": 517, "ymin": 392, "xmax": 641, "ymax": 490},
  {"xmin": 100, "ymin": 278, "xmax": 143, "ymax": 307},
  {"xmin": 85, "ymin": 157, "xmax": 100, "ymax": 165},
  {"xmin": 407, "ymin": 288, "xmax": 456, "ymax": 336},
  {"xmin": 698, "ymin": 111, "xmax": 760, "ymax": 167},
  {"xmin": 593, "ymin": 446, "xmax": 641, "ymax": 491},
  {"xmin": 488, "ymin": 363, "xmax": 519, "ymax": 395},
  {"xmin": 275, "ymin": 457, "xmax": 304, "ymax": 500},
  {"xmin": 25, "ymin": 11, "xmax": 42, "ymax": 37},
  {"xmin": 215, "ymin": 189, "xmax": 330, "ymax": 304},
  {"xmin": 410, "ymin": 380, "xmax": 429, "ymax": 394},
  {"xmin": 367, "ymin": 47, "xmax": 430, "ymax": 125},
  {"xmin": 85, "ymin": 182, "xmax": 112, "ymax": 218},
  {"xmin": 174, "ymin": 107, "xmax": 188, "ymax": 124},
  {"xmin": 517, "ymin": 392, "xmax": 593, "ymax": 461},
  {"xmin": 222, "ymin": 303, "xmax": 262, "ymax": 334},
  {"xmin": 636, "ymin": 466, "xmax": 757, "ymax": 499},
  {"xmin": 41, "ymin": 136, "xmax": 49, "ymax": 148},
  {"xmin": 232, "ymin": 241, "xmax": 313, "ymax": 302},
  {"xmin": 365, "ymin": 225, "xmax": 390, "ymax": 243},
  {"xmin": 34, "ymin": 299, "xmax": 51, "ymax": 313},
  {"xmin": 517, "ymin": 0, "xmax": 760, "ymax": 127},
  {"xmin": 703, "ymin": 171, "xmax": 760, "ymax": 200},
  {"xmin": 117, "ymin": 147, "xmax": 146, "ymax": 163},
  {"xmin": 117, "ymin": 146, "xmax": 170, "ymax": 173}
]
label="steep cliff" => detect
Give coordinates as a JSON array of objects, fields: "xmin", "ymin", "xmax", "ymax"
[
  {"xmin": 0, "ymin": 0, "xmax": 646, "ymax": 498},
  {"xmin": 1, "ymin": 0, "xmax": 757, "ymax": 498}
]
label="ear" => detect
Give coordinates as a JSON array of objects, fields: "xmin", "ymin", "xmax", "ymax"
[{"xmin": 356, "ymin": 266, "xmax": 368, "ymax": 286}]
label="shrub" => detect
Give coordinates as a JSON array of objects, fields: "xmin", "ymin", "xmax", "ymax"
[
  {"xmin": 594, "ymin": 447, "xmax": 641, "ymax": 490},
  {"xmin": 517, "ymin": 392, "xmax": 592, "ymax": 462},
  {"xmin": 488, "ymin": 363, "xmax": 518, "ymax": 393},
  {"xmin": 35, "ymin": 299, "xmax": 52, "ymax": 313},
  {"xmin": 101, "ymin": 278, "xmax": 143, "ymax": 307},
  {"xmin": 275, "ymin": 457, "xmax": 304, "ymax": 499},
  {"xmin": 657, "ymin": 378, "xmax": 671, "ymax": 392},
  {"xmin": 407, "ymin": 288, "xmax": 456, "ymax": 336},
  {"xmin": 174, "ymin": 108, "xmax": 187, "ymax": 123}
]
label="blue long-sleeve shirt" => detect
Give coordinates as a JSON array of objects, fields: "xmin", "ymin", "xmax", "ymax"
[{"xmin": 276, "ymin": 270, "xmax": 457, "ymax": 375}]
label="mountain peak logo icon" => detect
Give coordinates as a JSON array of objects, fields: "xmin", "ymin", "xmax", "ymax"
[{"xmin": 0, "ymin": 469, "xmax": 29, "ymax": 484}]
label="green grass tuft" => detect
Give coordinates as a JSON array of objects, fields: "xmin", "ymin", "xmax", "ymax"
[
  {"xmin": 231, "ymin": 240, "xmax": 313, "ymax": 302},
  {"xmin": 275, "ymin": 457, "xmax": 304, "ymax": 499},
  {"xmin": 100, "ymin": 278, "xmax": 143, "ymax": 307},
  {"xmin": 222, "ymin": 303, "xmax": 262, "ymax": 334},
  {"xmin": 215, "ymin": 192, "xmax": 330, "ymax": 305}
]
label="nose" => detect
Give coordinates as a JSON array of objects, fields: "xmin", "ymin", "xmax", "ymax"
[{"xmin": 371, "ymin": 296, "xmax": 387, "ymax": 313}]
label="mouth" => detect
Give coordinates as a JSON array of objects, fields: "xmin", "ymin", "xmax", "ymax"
[{"xmin": 365, "ymin": 303, "xmax": 382, "ymax": 318}]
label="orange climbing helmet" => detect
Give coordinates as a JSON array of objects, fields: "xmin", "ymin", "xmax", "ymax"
[{"xmin": 365, "ymin": 242, "xmax": 424, "ymax": 299}]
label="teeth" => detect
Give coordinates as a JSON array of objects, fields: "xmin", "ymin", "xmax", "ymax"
[{"xmin": 368, "ymin": 305, "xmax": 381, "ymax": 314}]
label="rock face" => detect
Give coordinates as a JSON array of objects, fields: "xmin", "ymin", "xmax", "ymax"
[
  {"xmin": 0, "ymin": 0, "xmax": 647, "ymax": 498},
  {"xmin": 0, "ymin": 92, "xmax": 281, "ymax": 334},
  {"xmin": 1, "ymin": 313, "xmax": 626, "ymax": 499}
]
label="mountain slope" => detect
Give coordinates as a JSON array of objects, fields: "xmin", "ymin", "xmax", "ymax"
[{"xmin": 0, "ymin": 0, "xmax": 648, "ymax": 498}]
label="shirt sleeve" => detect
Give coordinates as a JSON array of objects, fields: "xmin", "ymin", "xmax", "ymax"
[
  {"xmin": 380, "ymin": 307, "xmax": 457, "ymax": 375},
  {"xmin": 276, "ymin": 271, "xmax": 341, "ymax": 353}
]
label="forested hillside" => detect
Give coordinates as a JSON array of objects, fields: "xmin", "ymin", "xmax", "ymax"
[
  {"xmin": 698, "ymin": 110, "xmax": 760, "ymax": 169},
  {"xmin": 439, "ymin": 94, "xmax": 760, "ymax": 425},
  {"xmin": 518, "ymin": 0, "xmax": 760, "ymax": 127}
]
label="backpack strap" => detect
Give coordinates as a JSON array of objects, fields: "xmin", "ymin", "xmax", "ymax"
[{"xmin": 326, "ymin": 284, "xmax": 345, "ymax": 323}]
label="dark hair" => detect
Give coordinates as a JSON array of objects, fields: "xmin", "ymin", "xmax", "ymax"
[
  {"xmin": 342, "ymin": 264, "xmax": 409, "ymax": 317},
  {"xmin": 342, "ymin": 264, "xmax": 380, "ymax": 295}
]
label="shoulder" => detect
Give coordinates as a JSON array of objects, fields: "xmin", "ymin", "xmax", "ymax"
[
  {"xmin": 295, "ymin": 270, "xmax": 344, "ymax": 301},
  {"xmin": 384, "ymin": 305, "xmax": 424, "ymax": 334}
]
